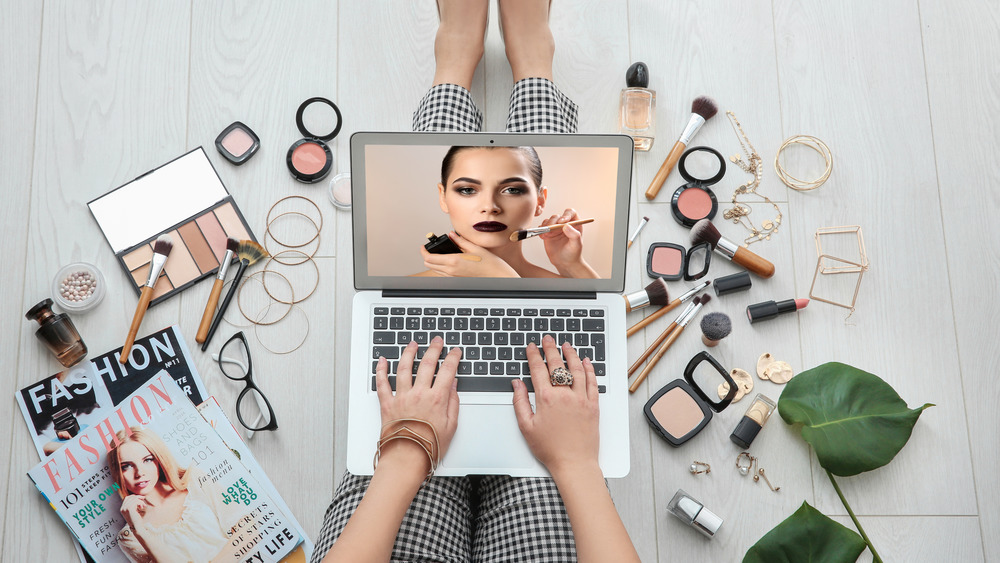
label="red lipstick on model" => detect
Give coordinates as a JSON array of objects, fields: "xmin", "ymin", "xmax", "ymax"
[{"xmin": 473, "ymin": 221, "xmax": 508, "ymax": 233}]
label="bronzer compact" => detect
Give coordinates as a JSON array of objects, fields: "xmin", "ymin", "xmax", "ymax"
[
  {"xmin": 644, "ymin": 351, "xmax": 736, "ymax": 446},
  {"xmin": 670, "ymin": 146, "xmax": 725, "ymax": 227},
  {"xmin": 286, "ymin": 96, "xmax": 342, "ymax": 183}
]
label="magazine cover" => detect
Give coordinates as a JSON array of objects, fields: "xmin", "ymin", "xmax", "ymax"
[
  {"xmin": 16, "ymin": 325, "xmax": 208, "ymax": 458},
  {"xmin": 28, "ymin": 372, "xmax": 302, "ymax": 562}
]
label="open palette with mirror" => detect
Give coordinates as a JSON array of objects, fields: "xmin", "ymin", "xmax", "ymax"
[{"xmin": 88, "ymin": 147, "xmax": 256, "ymax": 306}]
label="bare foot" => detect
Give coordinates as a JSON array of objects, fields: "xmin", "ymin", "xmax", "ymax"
[
  {"xmin": 498, "ymin": 0, "xmax": 554, "ymax": 82},
  {"xmin": 432, "ymin": 0, "xmax": 490, "ymax": 90}
]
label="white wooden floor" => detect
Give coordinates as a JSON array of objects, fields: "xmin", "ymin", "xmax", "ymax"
[{"xmin": 2, "ymin": 1, "xmax": 998, "ymax": 561}]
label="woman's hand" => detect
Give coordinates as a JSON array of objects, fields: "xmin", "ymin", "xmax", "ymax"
[
  {"xmin": 120, "ymin": 494, "xmax": 150, "ymax": 531},
  {"xmin": 539, "ymin": 209, "xmax": 598, "ymax": 278},
  {"xmin": 374, "ymin": 338, "xmax": 462, "ymax": 473},
  {"xmin": 420, "ymin": 232, "xmax": 520, "ymax": 278},
  {"xmin": 511, "ymin": 335, "xmax": 600, "ymax": 474}
]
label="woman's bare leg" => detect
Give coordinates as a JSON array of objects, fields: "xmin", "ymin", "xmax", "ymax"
[
  {"xmin": 432, "ymin": 0, "xmax": 490, "ymax": 90},
  {"xmin": 498, "ymin": 0, "xmax": 555, "ymax": 82}
]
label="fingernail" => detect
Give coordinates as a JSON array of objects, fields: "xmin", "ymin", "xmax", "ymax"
[
  {"xmin": 543, "ymin": 335, "xmax": 554, "ymax": 343},
  {"xmin": 433, "ymin": 336, "xmax": 443, "ymax": 343},
  {"xmin": 408, "ymin": 341, "xmax": 417, "ymax": 347},
  {"xmin": 583, "ymin": 357, "xmax": 592, "ymax": 365},
  {"xmin": 511, "ymin": 379, "xmax": 522, "ymax": 390}
]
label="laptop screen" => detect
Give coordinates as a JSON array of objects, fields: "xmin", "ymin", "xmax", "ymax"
[{"xmin": 351, "ymin": 132, "xmax": 633, "ymax": 293}]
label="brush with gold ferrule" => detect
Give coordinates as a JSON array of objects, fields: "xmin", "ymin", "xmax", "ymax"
[{"xmin": 120, "ymin": 234, "xmax": 173, "ymax": 363}]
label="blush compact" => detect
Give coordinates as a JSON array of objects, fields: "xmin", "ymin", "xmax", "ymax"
[
  {"xmin": 670, "ymin": 146, "xmax": 725, "ymax": 227},
  {"xmin": 215, "ymin": 121, "xmax": 260, "ymax": 165},
  {"xmin": 287, "ymin": 97, "xmax": 342, "ymax": 183},
  {"xmin": 643, "ymin": 351, "xmax": 736, "ymax": 446}
]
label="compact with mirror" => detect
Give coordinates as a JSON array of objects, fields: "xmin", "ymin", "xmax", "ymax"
[
  {"xmin": 287, "ymin": 97, "xmax": 342, "ymax": 183},
  {"xmin": 643, "ymin": 351, "xmax": 736, "ymax": 446},
  {"xmin": 670, "ymin": 146, "xmax": 725, "ymax": 227},
  {"xmin": 646, "ymin": 242, "xmax": 712, "ymax": 281}
]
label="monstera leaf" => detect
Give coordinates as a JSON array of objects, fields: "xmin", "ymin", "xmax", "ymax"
[
  {"xmin": 743, "ymin": 502, "xmax": 867, "ymax": 563},
  {"xmin": 778, "ymin": 362, "xmax": 933, "ymax": 476}
]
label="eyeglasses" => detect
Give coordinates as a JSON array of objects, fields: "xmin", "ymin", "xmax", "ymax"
[{"xmin": 217, "ymin": 332, "xmax": 278, "ymax": 432}]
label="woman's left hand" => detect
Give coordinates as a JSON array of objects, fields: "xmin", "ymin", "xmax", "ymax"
[{"xmin": 539, "ymin": 209, "xmax": 597, "ymax": 278}]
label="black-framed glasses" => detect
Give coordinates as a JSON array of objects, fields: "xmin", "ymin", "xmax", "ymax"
[{"xmin": 217, "ymin": 332, "xmax": 278, "ymax": 432}]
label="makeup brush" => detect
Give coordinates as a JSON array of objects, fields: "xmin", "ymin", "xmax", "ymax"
[
  {"xmin": 201, "ymin": 240, "xmax": 268, "ymax": 351},
  {"xmin": 509, "ymin": 218, "xmax": 595, "ymax": 241},
  {"xmin": 700, "ymin": 312, "xmax": 732, "ymax": 347},
  {"xmin": 627, "ymin": 216, "xmax": 650, "ymax": 249},
  {"xmin": 623, "ymin": 278, "xmax": 670, "ymax": 312},
  {"xmin": 120, "ymin": 234, "xmax": 173, "ymax": 363},
  {"xmin": 196, "ymin": 237, "xmax": 240, "ymax": 344},
  {"xmin": 690, "ymin": 219, "xmax": 775, "ymax": 278},
  {"xmin": 628, "ymin": 297, "xmax": 699, "ymax": 377},
  {"xmin": 645, "ymin": 96, "xmax": 719, "ymax": 200},
  {"xmin": 626, "ymin": 280, "xmax": 709, "ymax": 336},
  {"xmin": 629, "ymin": 294, "xmax": 711, "ymax": 393}
]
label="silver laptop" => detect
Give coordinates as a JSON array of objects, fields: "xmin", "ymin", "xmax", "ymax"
[{"xmin": 346, "ymin": 132, "xmax": 633, "ymax": 477}]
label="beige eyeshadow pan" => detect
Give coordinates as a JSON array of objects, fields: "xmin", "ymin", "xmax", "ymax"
[{"xmin": 160, "ymin": 229, "xmax": 200, "ymax": 288}]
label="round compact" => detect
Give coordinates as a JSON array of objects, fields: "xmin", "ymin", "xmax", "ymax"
[
  {"xmin": 670, "ymin": 146, "xmax": 725, "ymax": 228},
  {"xmin": 52, "ymin": 262, "xmax": 106, "ymax": 313},
  {"xmin": 328, "ymin": 172, "xmax": 352, "ymax": 210},
  {"xmin": 286, "ymin": 97, "xmax": 342, "ymax": 183}
]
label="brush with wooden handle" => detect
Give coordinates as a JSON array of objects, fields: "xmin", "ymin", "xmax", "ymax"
[
  {"xmin": 629, "ymin": 294, "xmax": 710, "ymax": 393},
  {"xmin": 120, "ymin": 234, "xmax": 173, "ymax": 363},
  {"xmin": 628, "ymin": 298, "xmax": 698, "ymax": 377},
  {"xmin": 509, "ymin": 218, "xmax": 594, "ymax": 241},
  {"xmin": 690, "ymin": 219, "xmax": 774, "ymax": 278},
  {"xmin": 645, "ymin": 96, "xmax": 718, "ymax": 201},
  {"xmin": 201, "ymin": 240, "xmax": 268, "ymax": 351},
  {"xmin": 626, "ymin": 280, "xmax": 709, "ymax": 337},
  {"xmin": 196, "ymin": 237, "xmax": 239, "ymax": 344}
]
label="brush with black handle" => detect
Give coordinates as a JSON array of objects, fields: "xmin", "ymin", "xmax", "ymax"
[
  {"xmin": 201, "ymin": 240, "xmax": 268, "ymax": 351},
  {"xmin": 196, "ymin": 237, "xmax": 239, "ymax": 344}
]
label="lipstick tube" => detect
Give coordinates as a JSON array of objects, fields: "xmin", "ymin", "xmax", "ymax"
[{"xmin": 746, "ymin": 298, "xmax": 808, "ymax": 324}]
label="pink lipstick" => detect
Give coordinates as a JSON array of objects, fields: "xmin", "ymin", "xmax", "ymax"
[
  {"xmin": 473, "ymin": 221, "xmax": 508, "ymax": 233},
  {"xmin": 746, "ymin": 298, "xmax": 808, "ymax": 324}
]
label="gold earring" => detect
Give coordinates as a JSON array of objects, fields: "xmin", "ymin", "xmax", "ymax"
[
  {"xmin": 736, "ymin": 452, "xmax": 756, "ymax": 476},
  {"xmin": 689, "ymin": 461, "xmax": 711, "ymax": 475}
]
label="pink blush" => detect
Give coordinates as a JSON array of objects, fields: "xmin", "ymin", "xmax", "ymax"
[
  {"xmin": 651, "ymin": 246, "xmax": 683, "ymax": 275},
  {"xmin": 677, "ymin": 188, "xmax": 713, "ymax": 220},
  {"xmin": 221, "ymin": 128, "xmax": 254, "ymax": 156},
  {"xmin": 292, "ymin": 142, "xmax": 327, "ymax": 174}
]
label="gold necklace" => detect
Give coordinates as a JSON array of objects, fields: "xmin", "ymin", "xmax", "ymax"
[{"xmin": 722, "ymin": 111, "xmax": 782, "ymax": 246}]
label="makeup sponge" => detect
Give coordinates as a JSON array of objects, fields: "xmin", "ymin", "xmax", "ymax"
[{"xmin": 700, "ymin": 312, "xmax": 732, "ymax": 347}]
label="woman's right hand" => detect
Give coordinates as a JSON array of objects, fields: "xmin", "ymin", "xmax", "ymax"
[
  {"xmin": 120, "ymin": 494, "xmax": 149, "ymax": 531},
  {"xmin": 511, "ymin": 336, "xmax": 600, "ymax": 474},
  {"xmin": 420, "ymin": 232, "xmax": 520, "ymax": 278}
]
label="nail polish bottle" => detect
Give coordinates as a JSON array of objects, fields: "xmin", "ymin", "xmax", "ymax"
[
  {"xmin": 667, "ymin": 489, "xmax": 723, "ymax": 538},
  {"xmin": 619, "ymin": 62, "xmax": 656, "ymax": 151},
  {"xmin": 730, "ymin": 393, "xmax": 777, "ymax": 448},
  {"xmin": 26, "ymin": 298, "xmax": 88, "ymax": 367}
]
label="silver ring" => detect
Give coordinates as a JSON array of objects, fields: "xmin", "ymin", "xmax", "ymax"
[{"xmin": 550, "ymin": 367, "xmax": 573, "ymax": 386}]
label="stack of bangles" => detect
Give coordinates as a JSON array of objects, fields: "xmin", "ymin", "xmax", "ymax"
[{"xmin": 373, "ymin": 418, "xmax": 441, "ymax": 477}]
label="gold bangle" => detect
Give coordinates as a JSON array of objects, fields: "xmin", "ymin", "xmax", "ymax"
[
  {"xmin": 774, "ymin": 135, "xmax": 832, "ymax": 192},
  {"xmin": 373, "ymin": 418, "xmax": 441, "ymax": 477}
]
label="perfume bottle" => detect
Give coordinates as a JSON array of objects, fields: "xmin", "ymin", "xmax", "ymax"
[
  {"xmin": 26, "ymin": 298, "xmax": 88, "ymax": 367},
  {"xmin": 619, "ymin": 62, "xmax": 656, "ymax": 151}
]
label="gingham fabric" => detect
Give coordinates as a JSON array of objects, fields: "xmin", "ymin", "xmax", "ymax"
[
  {"xmin": 412, "ymin": 78, "xmax": 578, "ymax": 133},
  {"xmin": 311, "ymin": 473, "xmax": 578, "ymax": 562}
]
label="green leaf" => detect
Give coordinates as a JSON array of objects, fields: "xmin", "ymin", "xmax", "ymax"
[
  {"xmin": 778, "ymin": 362, "xmax": 933, "ymax": 476},
  {"xmin": 743, "ymin": 502, "xmax": 867, "ymax": 563}
]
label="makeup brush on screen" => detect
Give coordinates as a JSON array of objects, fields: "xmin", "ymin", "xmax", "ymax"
[
  {"xmin": 630, "ymin": 294, "xmax": 711, "ymax": 393},
  {"xmin": 628, "ymin": 297, "xmax": 699, "ymax": 377},
  {"xmin": 645, "ymin": 96, "xmax": 719, "ymax": 200},
  {"xmin": 627, "ymin": 280, "xmax": 709, "ymax": 337},
  {"xmin": 690, "ymin": 218, "xmax": 775, "ymax": 278},
  {"xmin": 509, "ymin": 218, "xmax": 595, "ymax": 241},
  {"xmin": 201, "ymin": 240, "xmax": 268, "ymax": 351},
  {"xmin": 120, "ymin": 234, "xmax": 173, "ymax": 363},
  {"xmin": 623, "ymin": 278, "xmax": 670, "ymax": 312},
  {"xmin": 196, "ymin": 237, "xmax": 239, "ymax": 344}
]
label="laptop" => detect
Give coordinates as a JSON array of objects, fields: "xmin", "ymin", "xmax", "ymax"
[{"xmin": 346, "ymin": 132, "xmax": 633, "ymax": 477}]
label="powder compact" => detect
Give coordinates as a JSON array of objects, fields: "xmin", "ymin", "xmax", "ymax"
[
  {"xmin": 670, "ymin": 146, "xmax": 725, "ymax": 227},
  {"xmin": 88, "ymin": 147, "xmax": 256, "ymax": 306},
  {"xmin": 287, "ymin": 97, "xmax": 342, "ymax": 183},
  {"xmin": 215, "ymin": 121, "xmax": 260, "ymax": 165},
  {"xmin": 646, "ymin": 242, "xmax": 711, "ymax": 281},
  {"xmin": 644, "ymin": 351, "xmax": 736, "ymax": 446}
]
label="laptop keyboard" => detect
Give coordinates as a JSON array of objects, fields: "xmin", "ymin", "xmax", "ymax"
[{"xmin": 370, "ymin": 306, "xmax": 608, "ymax": 393}]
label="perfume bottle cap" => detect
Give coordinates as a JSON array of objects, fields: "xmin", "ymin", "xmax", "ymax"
[
  {"xmin": 26, "ymin": 298, "xmax": 57, "ymax": 323},
  {"xmin": 626, "ymin": 62, "xmax": 649, "ymax": 88}
]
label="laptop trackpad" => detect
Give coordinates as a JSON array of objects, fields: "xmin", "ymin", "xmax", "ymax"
[{"xmin": 439, "ymin": 405, "xmax": 540, "ymax": 474}]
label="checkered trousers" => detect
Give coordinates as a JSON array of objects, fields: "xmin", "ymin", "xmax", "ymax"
[
  {"xmin": 310, "ymin": 472, "xmax": 578, "ymax": 563},
  {"xmin": 412, "ymin": 78, "xmax": 578, "ymax": 133}
]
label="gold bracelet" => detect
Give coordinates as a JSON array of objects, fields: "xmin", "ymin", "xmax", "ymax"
[
  {"xmin": 373, "ymin": 418, "xmax": 441, "ymax": 477},
  {"xmin": 774, "ymin": 135, "xmax": 833, "ymax": 191}
]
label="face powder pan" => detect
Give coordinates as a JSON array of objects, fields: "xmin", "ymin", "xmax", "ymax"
[
  {"xmin": 643, "ymin": 351, "xmax": 736, "ymax": 447},
  {"xmin": 287, "ymin": 97, "xmax": 342, "ymax": 183},
  {"xmin": 646, "ymin": 242, "xmax": 712, "ymax": 281},
  {"xmin": 670, "ymin": 146, "xmax": 725, "ymax": 227},
  {"xmin": 215, "ymin": 121, "xmax": 260, "ymax": 165}
]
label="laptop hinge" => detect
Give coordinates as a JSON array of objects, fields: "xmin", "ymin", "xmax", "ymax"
[{"xmin": 382, "ymin": 290, "xmax": 598, "ymax": 300}]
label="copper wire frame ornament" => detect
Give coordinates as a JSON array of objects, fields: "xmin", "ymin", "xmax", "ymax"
[{"xmin": 809, "ymin": 225, "xmax": 869, "ymax": 313}]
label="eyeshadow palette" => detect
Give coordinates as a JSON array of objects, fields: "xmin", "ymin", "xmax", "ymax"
[{"xmin": 88, "ymin": 147, "xmax": 256, "ymax": 306}]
